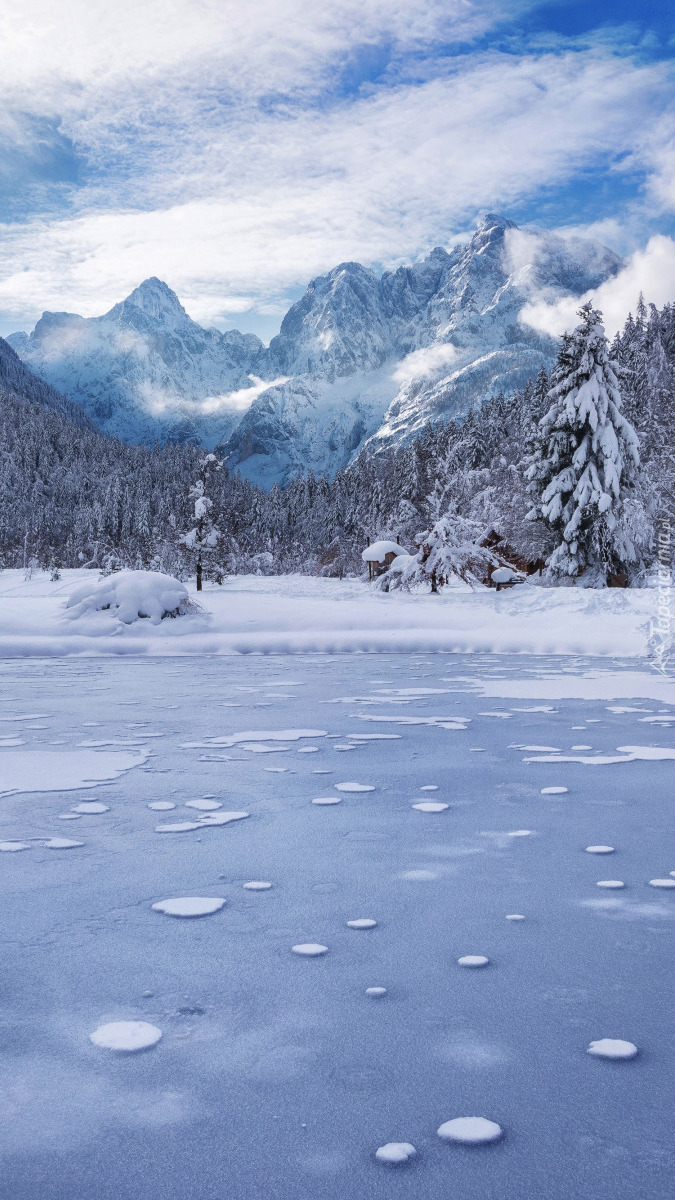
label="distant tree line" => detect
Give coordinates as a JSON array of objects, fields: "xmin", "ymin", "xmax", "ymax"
[{"xmin": 0, "ymin": 297, "xmax": 673, "ymax": 583}]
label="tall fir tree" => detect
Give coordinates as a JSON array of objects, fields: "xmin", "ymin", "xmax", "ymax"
[{"xmin": 527, "ymin": 303, "xmax": 642, "ymax": 583}]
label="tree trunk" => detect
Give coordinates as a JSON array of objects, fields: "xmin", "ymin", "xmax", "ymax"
[{"xmin": 196, "ymin": 553, "xmax": 203, "ymax": 592}]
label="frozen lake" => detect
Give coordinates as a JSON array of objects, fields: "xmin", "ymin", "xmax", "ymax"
[{"xmin": 0, "ymin": 652, "xmax": 673, "ymax": 1200}]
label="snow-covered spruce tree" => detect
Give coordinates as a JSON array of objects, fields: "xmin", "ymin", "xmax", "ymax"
[
  {"xmin": 181, "ymin": 453, "xmax": 222, "ymax": 591},
  {"xmin": 527, "ymin": 304, "xmax": 642, "ymax": 584},
  {"xmin": 380, "ymin": 511, "xmax": 500, "ymax": 592}
]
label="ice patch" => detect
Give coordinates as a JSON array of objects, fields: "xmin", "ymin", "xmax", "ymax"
[
  {"xmin": 375, "ymin": 1142, "xmax": 416, "ymax": 1165},
  {"xmin": 0, "ymin": 749, "xmax": 148, "ymax": 796},
  {"xmin": 182, "ymin": 729, "xmax": 327, "ymax": 749},
  {"xmin": 458, "ymin": 955, "xmax": 489, "ymax": 968},
  {"xmin": 44, "ymin": 838, "xmax": 84, "ymax": 849},
  {"xmin": 585, "ymin": 846, "xmax": 615, "ymax": 854},
  {"xmin": 597, "ymin": 881, "xmax": 625, "ymax": 888},
  {"xmin": 71, "ymin": 802, "xmax": 110, "ymax": 814},
  {"xmin": 437, "ymin": 1117, "xmax": 503, "ymax": 1144},
  {"xmin": 366, "ymin": 987, "xmax": 387, "ymax": 997},
  {"xmin": 148, "ymin": 801, "xmax": 175, "ymax": 810},
  {"xmin": 243, "ymin": 881, "xmax": 272, "ymax": 890},
  {"xmin": 312, "ymin": 797, "xmax": 342, "ymax": 805},
  {"xmin": 648, "ymin": 878, "xmax": 675, "ymax": 888},
  {"xmin": 90, "ymin": 1021, "xmax": 162, "ymax": 1052},
  {"xmin": 152, "ymin": 897, "xmax": 226, "ymax": 917},
  {"xmin": 541, "ymin": 786, "xmax": 568, "ymax": 794},
  {"xmin": 292, "ymin": 943, "xmax": 328, "ymax": 956},
  {"xmin": 587, "ymin": 1039, "xmax": 638, "ymax": 1060},
  {"xmin": 155, "ymin": 821, "xmax": 201, "ymax": 833},
  {"xmin": 505, "ymin": 913, "xmax": 525, "ymax": 920},
  {"xmin": 420, "ymin": 785, "xmax": 438, "ymax": 791},
  {"xmin": 412, "ymin": 802, "xmax": 449, "ymax": 813},
  {"xmin": 334, "ymin": 782, "xmax": 375, "ymax": 793},
  {"xmin": 0, "ymin": 840, "xmax": 30, "ymax": 851},
  {"xmin": 185, "ymin": 799, "xmax": 222, "ymax": 811},
  {"xmin": 346, "ymin": 919, "xmax": 377, "ymax": 929}
]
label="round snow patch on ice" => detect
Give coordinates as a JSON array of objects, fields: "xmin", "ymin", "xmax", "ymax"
[
  {"xmin": 420, "ymin": 785, "xmax": 438, "ymax": 791},
  {"xmin": 347, "ymin": 918, "xmax": 377, "ymax": 929},
  {"xmin": 437, "ymin": 1117, "xmax": 502, "ymax": 1144},
  {"xmin": 648, "ymin": 878, "xmax": 675, "ymax": 888},
  {"xmin": 58, "ymin": 813, "xmax": 81, "ymax": 820},
  {"xmin": 541, "ymin": 787, "xmax": 568, "ymax": 795},
  {"xmin": 458, "ymin": 955, "xmax": 489, "ymax": 968},
  {"xmin": 334, "ymin": 782, "xmax": 375, "ymax": 793},
  {"xmin": 292, "ymin": 943, "xmax": 328, "ymax": 956},
  {"xmin": 243, "ymin": 881, "xmax": 272, "ymax": 890},
  {"xmin": 587, "ymin": 1039, "xmax": 638, "ymax": 1060},
  {"xmin": 312, "ymin": 797, "xmax": 342, "ymax": 805},
  {"xmin": 0, "ymin": 840, "xmax": 30, "ymax": 852},
  {"xmin": 44, "ymin": 838, "xmax": 84, "ymax": 849},
  {"xmin": 148, "ymin": 801, "xmax": 175, "ymax": 810},
  {"xmin": 505, "ymin": 914, "xmax": 525, "ymax": 921},
  {"xmin": 152, "ymin": 897, "xmax": 226, "ymax": 918},
  {"xmin": 90, "ymin": 1020, "xmax": 162, "ymax": 1053},
  {"xmin": 375, "ymin": 1142, "xmax": 416, "ymax": 1165},
  {"xmin": 365, "ymin": 987, "xmax": 387, "ymax": 997},
  {"xmin": 412, "ymin": 802, "xmax": 449, "ymax": 813},
  {"xmin": 185, "ymin": 799, "xmax": 222, "ymax": 811},
  {"xmin": 596, "ymin": 880, "xmax": 625, "ymax": 889},
  {"xmin": 71, "ymin": 802, "xmax": 109, "ymax": 814},
  {"xmin": 585, "ymin": 846, "xmax": 615, "ymax": 854}
]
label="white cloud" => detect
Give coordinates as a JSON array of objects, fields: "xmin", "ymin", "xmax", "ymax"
[
  {"xmin": 519, "ymin": 235, "xmax": 675, "ymax": 338},
  {"xmin": 198, "ymin": 376, "xmax": 289, "ymax": 414},
  {"xmin": 0, "ymin": 45, "xmax": 671, "ymax": 337},
  {"xmin": 392, "ymin": 343, "xmax": 459, "ymax": 384}
]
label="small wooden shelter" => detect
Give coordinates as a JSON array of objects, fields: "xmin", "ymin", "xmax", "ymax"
[{"xmin": 362, "ymin": 539, "xmax": 407, "ymax": 581}]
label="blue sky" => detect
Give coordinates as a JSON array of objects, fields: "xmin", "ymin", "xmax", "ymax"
[{"xmin": 0, "ymin": 0, "xmax": 673, "ymax": 340}]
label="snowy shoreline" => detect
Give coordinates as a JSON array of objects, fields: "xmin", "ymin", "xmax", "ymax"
[{"xmin": 0, "ymin": 570, "xmax": 667, "ymax": 661}]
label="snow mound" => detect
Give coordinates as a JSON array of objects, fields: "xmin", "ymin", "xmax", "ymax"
[
  {"xmin": 334, "ymin": 782, "xmax": 375, "ymax": 793},
  {"xmin": 312, "ymin": 796, "xmax": 342, "ymax": 805},
  {"xmin": 151, "ymin": 897, "xmax": 226, "ymax": 917},
  {"xmin": 375, "ymin": 1142, "xmax": 416, "ymax": 1165},
  {"xmin": 44, "ymin": 837, "xmax": 84, "ymax": 849},
  {"xmin": 148, "ymin": 801, "xmax": 175, "ymax": 810},
  {"xmin": 648, "ymin": 878, "xmax": 675, "ymax": 888},
  {"xmin": 541, "ymin": 786, "xmax": 568, "ymax": 795},
  {"xmin": 412, "ymin": 801, "xmax": 449, "ymax": 813},
  {"xmin": 347, "ymin": 918, "xmax": 377, "ymax": 929},
  {"xmin": 437, "ymin": 1117, "xmax": 503, "ymax": 1144},
  {"xmin": 505, "ymin": 914, "xmax": 525, "ymax": 920},
  {"xmin": 292, "ymin": 943, "xmax": 328, "ymax": 956},
  {"xmin": 243, "ymin": 881, "xmax": 272, "ymax": 890},
  {"xmin": 0, "ymin": 840, "xmax": 30, "ymax": 852},
  {"xmin": 587, "ymin": 1039, "xmax": 638, "ymax": 1060},
  {"xmin": 71, "ymin": 802, "xmax": 109, "ymax": 814},
  {"xmin": 65, "ymin": 570, "xmax": 199, "ymax": 625},
  {"xmin": 185, "ymin": 798, "xmax": 222, "ymax": 810},
  {"xmin": 585, "ymin": 845, "xmax": 615, "ymax": 854},
  {"xmin": 90, "ymin": 1020, "xmax": 162, "ymax": 1052},
  {"xmin": 458, "ymin": 955, "xmax": 489, "ymax": 967},
  {"xmin": 365, "ymin": 987, "xmax": 387, "ymax": 997},
  {"xmin": 596, "ymin": 880, "xmax": 625, "ymax": 889}
]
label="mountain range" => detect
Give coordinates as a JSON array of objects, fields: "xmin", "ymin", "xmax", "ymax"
[{"xmin": 8, "ymin": 214, "xmax": 622, "ymax": 485}]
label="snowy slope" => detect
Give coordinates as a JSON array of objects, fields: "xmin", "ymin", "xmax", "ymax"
[
  {"xmin": 8, "ymin": 278, "xmax": 265, "ymax": 445},
  {"xmin": 8, "ymin": 216, "xmax": 622, "ymax": 482}
]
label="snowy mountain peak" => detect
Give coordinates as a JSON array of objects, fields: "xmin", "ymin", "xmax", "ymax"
[{"xmin": 106, "ymin": 277, "xmax": 188, "ymax": 325}]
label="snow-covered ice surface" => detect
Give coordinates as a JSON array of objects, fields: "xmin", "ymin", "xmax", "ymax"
[{"xmin": 0, "ymin": 651, "xmax": 673, "ymax": 1200}]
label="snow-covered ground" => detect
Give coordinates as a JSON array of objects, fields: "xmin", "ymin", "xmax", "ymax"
[
  {"xmin": 0, "ymin": 648, "xmax": 674, "ymax": 1199},
  {"xmin": 0, "ymin": 569, "xmax": 668, "ymax": 658}
]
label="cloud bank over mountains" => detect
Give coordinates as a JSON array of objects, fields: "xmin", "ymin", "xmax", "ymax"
[{"xmin": 0, "ymin": 2, "xmax": 673, "ymax": 339}]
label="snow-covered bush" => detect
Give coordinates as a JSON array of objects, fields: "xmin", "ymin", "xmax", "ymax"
[
  {"xmin": 376, "ymin": 513, "xmax": 499, "ymax": 592},
  {"xmin": 65, "ymin": 570, "xmax": 201, "ymax": 625}
]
